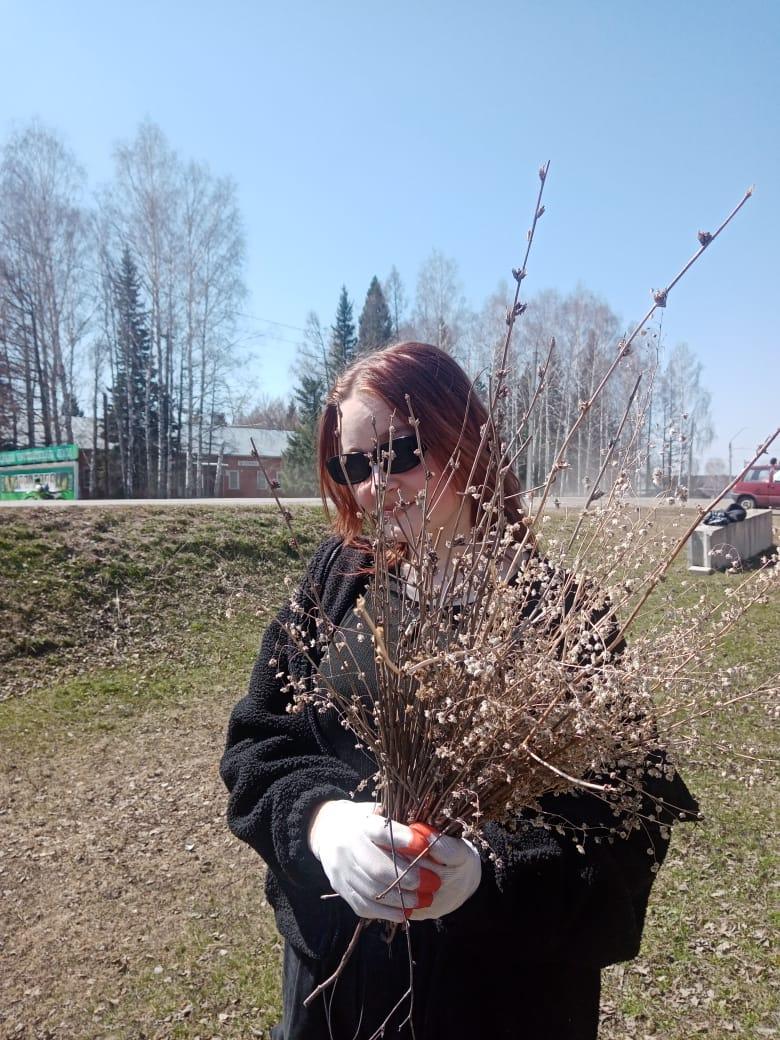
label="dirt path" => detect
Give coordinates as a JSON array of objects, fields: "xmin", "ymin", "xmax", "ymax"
[{"xmin": 0, "ymin": 691, "xmax": 271, "ymax": 1039}]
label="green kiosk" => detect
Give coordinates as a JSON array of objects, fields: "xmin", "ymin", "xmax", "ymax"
[{"xmin": 0, "ymin": 444, "xmax": 79, "ymax": 500}]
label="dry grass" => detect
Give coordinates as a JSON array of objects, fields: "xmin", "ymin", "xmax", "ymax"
[{"xmin": 0, "ymin": 505, "xmax": 777, "ymax": 1039}]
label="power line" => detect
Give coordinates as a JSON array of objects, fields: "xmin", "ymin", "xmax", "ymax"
[
  {"xmin": 236, "ymin": 311, "xmax": 308, "ymax": 335},
  {"xmin": 235, "ymin": 329, "xmax": 299, "ymax": 349}
]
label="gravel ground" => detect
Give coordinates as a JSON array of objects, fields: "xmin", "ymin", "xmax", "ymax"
[{"xmin": 0, "ymin": 690, "xmax": 270, "ymax": 1039}]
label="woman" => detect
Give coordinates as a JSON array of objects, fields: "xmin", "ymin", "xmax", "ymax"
[{"xmin": 221, "ymin": 341, "xmax": 697, "ymax": 1040}]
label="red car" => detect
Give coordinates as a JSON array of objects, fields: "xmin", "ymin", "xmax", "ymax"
[{"xmin": 729, "ymin": 465, "xmax": 780, "ymax": 509}]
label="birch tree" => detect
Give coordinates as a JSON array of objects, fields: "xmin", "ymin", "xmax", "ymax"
[
  {"xmin": 0, "ymin": 122, "xmax": 90, "ymax": 447},
  {"xmin": 180, "ymin": 160, "xmax": 245, "ymax": 495},
  {"xmin": 102, "ymin": 123, "xmax": 245, "ymax": 496},
  {"xmin": 512, "ymin": 289, "xmax": 626, "ymax": 494},
  {"xmin": 656, "ymin": 342, "xmax": 714, "ymax": 487},
  {"xmin": 289, "ymin": 310, "xmax": 332, "ymax": 413},
  {"xmin": 412, "ymin": 249, "xmax": 468, "ymax": 357},
  {"xmin": 382, "ymin": 265, "xmax": 408, "ymax": 339}
]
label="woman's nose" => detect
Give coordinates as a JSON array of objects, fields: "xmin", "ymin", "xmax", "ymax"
[
  {"xmin": 358, "ymin": 463, "xmax": 385, "ymax": 500},
  {"xmin": 367, "ymin": 461, "xmax": 381, "ymax": 486},
  {"xmin": 374, "ymin": 462, "xmax": 402, "ymax": 493}
]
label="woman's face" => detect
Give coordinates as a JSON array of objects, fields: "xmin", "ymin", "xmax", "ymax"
[{"xmin": 336, "ymin": 391, "xmax": 469, "ymax": 547}]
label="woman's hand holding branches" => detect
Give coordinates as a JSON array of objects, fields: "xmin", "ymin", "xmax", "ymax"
[
  {"xmin": 394, "ymin": 823, "xmax": 482, "ymax": 921},
  {"xmin": 308, "ymin": 800, "xmax": 481, "ymax": 922}
]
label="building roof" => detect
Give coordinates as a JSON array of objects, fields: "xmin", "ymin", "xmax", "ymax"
[
  {"xmin": 211, "ymin": 426, "xmax": 291, "ymax": 458},
  {"xmin": 18, "ymin": 418, "xmax": 291, "ymax": 459}
]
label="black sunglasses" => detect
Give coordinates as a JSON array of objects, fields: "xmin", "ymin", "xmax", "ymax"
[{"xmin": 326, "ymin": 434, "xmax": 425, "ymax": 486}]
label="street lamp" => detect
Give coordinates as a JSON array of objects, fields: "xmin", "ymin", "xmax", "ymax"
[{"xmin": 728, "ymin": 427, "xmax": 746, "ymax": 478}]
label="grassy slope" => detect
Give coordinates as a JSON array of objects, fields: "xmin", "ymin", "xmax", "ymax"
[{"xmin": 0, "ymin": 506, "xmax": 777, "ymax": 1039}]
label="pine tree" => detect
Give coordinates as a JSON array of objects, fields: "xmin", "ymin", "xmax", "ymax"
[
  {"xmin": 328, "ymin": 286, "xmax": 357, "ymax": 377},
  {"xmin": 105, "ymin": 246, "xmax": 159, "ymax": 495},
  {"xmin": 281, "ymin": 372, "xmax": 325, "ymax": 494},
  {"xmin": 358, "ymin": 276, "xmax": 393, "ymax": 354}
]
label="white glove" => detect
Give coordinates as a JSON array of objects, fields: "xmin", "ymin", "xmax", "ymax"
[
  {"xmin": 308, "ymin": 800, "xmax": 444, "ymax": 923},
  {"xmin": 402, "ymin": 822, "xmax": 482, "ymax": 921}
]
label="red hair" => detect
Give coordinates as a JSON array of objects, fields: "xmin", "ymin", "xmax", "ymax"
[{"xmin": 317, "ymin": 341, "xmax": 526, "ymax": 542}]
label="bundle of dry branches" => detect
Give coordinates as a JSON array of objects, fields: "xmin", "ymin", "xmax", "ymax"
[{"xmin": 262, "ymin": 169, "xmax": 778, "ymax": 859}]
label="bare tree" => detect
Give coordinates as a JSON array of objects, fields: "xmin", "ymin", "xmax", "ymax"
[
  {"xmin": 100, "ymin": 123, "xmax": 245, "ymax": 497},
  {"xmin": 412, "ymin": 249, "xmax": 469, "ymax": 357},
  {"xmin": 0, "ymin": 122, "xmax": 90, "ymax": 447},
  {"xmin": 458, "ymin": 280, "xmax": 512, "ymax": 380},
  {"xmin": 656, "ymin": 342, "xmax": 714, "ymax": 488},
  {"xmin": 511, "ymin": 288, "xmax": 631, "ymax": 494},
  {"xmin": 236, "ymin": 393, "xmax": 296, "ymax": 429},
  {"xmin": 180, "ymin": 160, "xmax": 245, "ymax": 496},
  {"xmin": 292, "ymin": 310, "xmax": 331, "ymax": 389},
  {"xmin": 382, "ymin": 265, "xmax": 408, "ymax": 339},
  {"xmin": 0, "ymin": 296, "xmax": 17, "ymax": 446}
]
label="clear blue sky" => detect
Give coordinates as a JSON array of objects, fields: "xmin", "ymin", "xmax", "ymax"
[{"xmin": 1, "ymin": 0, "xmax": 777, "ymax": 468}]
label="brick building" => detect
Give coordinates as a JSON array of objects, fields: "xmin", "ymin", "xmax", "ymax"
[{"xmin": 210, "ymin": 426, "xmax": 292, "ymax": 498}]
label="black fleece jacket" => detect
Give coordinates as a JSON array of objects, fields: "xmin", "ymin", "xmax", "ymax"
[{"xmin": 220, "ymin": 537, "xmax": 698, "ymax": 1011}]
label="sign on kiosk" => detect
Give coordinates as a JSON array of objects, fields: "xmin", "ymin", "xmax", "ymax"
[{"xmin": 0, "ymin": 444, "xmax": 79, "ymax": 500}]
